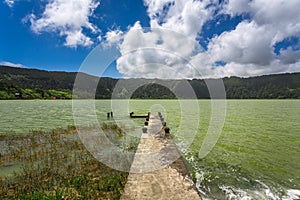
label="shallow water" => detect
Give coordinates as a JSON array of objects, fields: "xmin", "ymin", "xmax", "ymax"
[{"xmin": 0, "ymin": 99, "xmax": 299, "ymax": 199}]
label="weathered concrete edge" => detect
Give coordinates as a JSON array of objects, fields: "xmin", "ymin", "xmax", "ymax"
[{"xmin": 166, "ymin": 138, "xmax": 202, "ymax": 199}]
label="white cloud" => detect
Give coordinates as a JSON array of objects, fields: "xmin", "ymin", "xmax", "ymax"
[
  {"xmin": 0, "ymin": 61, "xmax": 25, "ymax": 68},
  {"xmin": 4, "ymin": 0, "xmax": 14, "ymax": 8},
  {"xmin": 147, "ymin": 0, "xmax": 213, "ymax": 39},
  {"xmin": 29, "ymin": 0, "xmax": 100, "ymax": 48},
  {"xmin": 206, "ymin": 0, "xmax": 300, "ymax": 77},
  {"xmin": 108, "ymin": 0, "xmax": 216, "ymax": 79},
  {"xmin": 279, "ymin": 48, "xmax": 300, "ymax": 65},
  {"xmin": 224, "ymin": 0, "xmax": 300, "ymax": 40},
  {"xmin": 208, "ymin": 21, "xmax": 275, "ymax": 66},
  {"xmin": 111, "ymin": 20, "xmax": 199, "ymax": 78},
  {"xmin": 108, "ymin": 0, "xmax": 300, "ymax": 78},
  {"xmin": 116, "ymin": 47, "xmax": 194, "ymax": 79},
  {"xmin": 223, "ymin": 0, "xmax": 251, "ymax": 16},
  {"xmin": 64, "ymin": 29, "xmax": 94, "ymax": 47},
  {"xmin": 104, "ymin": 29, "xmax": 124, "ymax": 46}
]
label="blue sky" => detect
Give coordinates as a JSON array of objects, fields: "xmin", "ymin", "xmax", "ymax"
[
  {"xmin": 0, "ymin": 0, "xmax": 149, "ymax": 76},
  {"xmin": 1, "ymin": 0, "xmax": 300, "ymax": 78}
]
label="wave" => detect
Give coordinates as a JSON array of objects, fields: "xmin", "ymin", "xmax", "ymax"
[
  {"xmin": 177, "ymin": 145, "xmax": 300, "ymax": 200},
  {"xmin": 282, "ymin": 189, "xmax": 300, "ymax": 200},
  {"xmin": 218, "ymin": 186, "xmax": 300, "ymax": 200},
  {"xmin": 197, "ymin": 177, "xmax": 300, "ymax": 200}
]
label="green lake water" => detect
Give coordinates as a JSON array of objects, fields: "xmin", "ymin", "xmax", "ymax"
[{"xmin": 0, "ymin": 100, "xmax": 299, "ymax": 199}]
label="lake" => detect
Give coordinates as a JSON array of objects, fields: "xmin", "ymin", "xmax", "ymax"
[{"xmin": 0, "ymin": 100, "xmax": 299, "ymax": 199}]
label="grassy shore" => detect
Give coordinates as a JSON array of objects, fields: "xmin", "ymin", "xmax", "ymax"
[{"xmin": 0, "ymin": 124, "xmax": 138, "ymax": 199}]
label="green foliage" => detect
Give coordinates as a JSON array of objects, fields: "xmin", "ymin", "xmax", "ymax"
[
  {"xmin": 0, "ymin": 66, "xmax": 74, "ymax": 100},
  {"xmin": 1, "ymin": 65, "xmax": 300, "ymax": 99},
  {"xmin": 131, "ymin": 83, "xmax": 176, "ymax": 99},
  {"xmin": 222, "ymin": 73, "xmax": 300, "ymax": 99},
  {"xmin": 48, "ymin": 89, "xmax": 72, "ymax": 99},
  {"xmin": 0, "ymin": 128, "xmax": 129, "ymax": 199},
  {"xmin": 0, "ymin": 91, "xmax": 11, "ymax": 99},
  {"xmin": 21, "ymin": 88, "xmax": 42, "ymax": 99}
]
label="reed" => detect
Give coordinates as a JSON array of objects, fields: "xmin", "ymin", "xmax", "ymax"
[{"xmin": 0, "ymin": 124, "xmax": 133, "ymax": 199}]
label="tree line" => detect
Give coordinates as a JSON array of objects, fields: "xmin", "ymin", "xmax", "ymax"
[{"xmin": 0, "ymin": 65, "xmax": 299, "ymax": 99}]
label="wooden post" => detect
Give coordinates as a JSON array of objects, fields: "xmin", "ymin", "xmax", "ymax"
[
  {"xmin": 130, "ymin": 112, "xmax": 134, "ymax": 117},
  {"xmin": 142, "ymin": 127, "xmax": 147, "ymax": 133},
  {"xmin": 144, "ymin": 121, "xmax": 148, "ymax": 126},
  {"xmin": 111, "ymin": 111, "xmax": 113, "ymax": 117},
  {"xmin": 165, "ymin": 127, "xmax": 170, "ymax": 134},
  {"xmin": 107, "ymin": 112, "xmax": 110, "ymax": 118}
]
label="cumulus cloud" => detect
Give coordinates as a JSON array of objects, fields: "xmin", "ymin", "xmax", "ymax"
[
  {"xmin": 223, "ymin": 0, "xmax": 251, "ymax": 16},
  {"xmin": 208, "ymin": 21, "xmax": 275, "ymax": 66},
  {"xmin": 104, "ymin": 29, "xmax": 124, "ymax": 46},
  {"xmin": 28, "ymin": 0, "xmax": 100, "ymax": 48},
  {"xmin": 106, "ymin": 0, "xmax": 217, "ymax": 79},
  {"xmin": 146, "ymin": 0, "xmax": 213, "ymax": 38},
  {"xmin": 224, "ymin": 0, "xmax": 300, "ymax": 40},
  {"xmin": 279, "ymin": 48, "xmax": 300, "ymax": 64},
  {"xmin": 4, "ymin": 0, "xmax": 15, "ymax": 8},
  {"xmin": 209, "ymin": 0, "xmax": 300, "ymax": 77},
  {"xmin": 0, "ymin": 61, "xmax": 25, "ymax": 68},
  {"xmin": 111, "ymin": 20, "xmax": 199, "ymax": 78},
  {"xmin": 107, "ymin": 0, "xmax": 300, "ymax": 78}
]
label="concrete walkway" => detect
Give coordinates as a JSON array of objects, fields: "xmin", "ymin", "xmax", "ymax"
[{"xmin": 121, "ymin": 114, "xmax": 201, "ymax": 200}]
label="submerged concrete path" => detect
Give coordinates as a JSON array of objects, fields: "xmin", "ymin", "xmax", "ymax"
[{"xmin": 121, "ymin": 114, "xmax": 201, "ymax": 200}]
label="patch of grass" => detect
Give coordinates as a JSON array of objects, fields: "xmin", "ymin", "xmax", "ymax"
[{"xmin": 0, "ymin": 124, "xmax": 134, "ymax": 199}]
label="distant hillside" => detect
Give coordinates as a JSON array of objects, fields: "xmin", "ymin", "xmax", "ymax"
[
  {"xmin": 0, "ymin": 66, "xmax": 117, "ymax": 99},
  {"xmin": 0, "ymin": 65, "xmax": 299, "ymax": 99}
]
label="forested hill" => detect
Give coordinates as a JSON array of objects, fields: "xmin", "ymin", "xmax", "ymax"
[{"xmin": 0, "ymin": 65, "xmax": 299, "ymax": 99}]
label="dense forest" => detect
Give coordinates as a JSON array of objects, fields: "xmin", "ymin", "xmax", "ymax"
[{"xmin": 0, "ymin": 65, "xmax": 299, "ymax": 99}]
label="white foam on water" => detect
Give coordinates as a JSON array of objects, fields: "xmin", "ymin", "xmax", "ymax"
[
  {"xmin": 201, "ymin": 185, "xmax": 300, "ymax": 200},
  {"xmin": 282, "ymin": 189, "xmax": 300, "ymax": 200},
  {"xmin": 195, "ymin": 171, "xmax": 207, "ymax": 195},
  {"xmin": 255, "ymin": 179, "xmax": 280, "ymax": 200},
  {"xmin": 176, "ymin": 142, "xmax": 299, "ymax": 200},
  {"xmin": 220, "ymin": 185, "xmax": 252, "ymax": 200},
  {"xmin": 218, "ymin": 180, "xmax": 287, "ymax": 200}
]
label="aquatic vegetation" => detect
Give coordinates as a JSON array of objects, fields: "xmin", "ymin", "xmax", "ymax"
[{"xmin": 0, "ymin": 125, "xmax": 131, "ymax": 199}]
